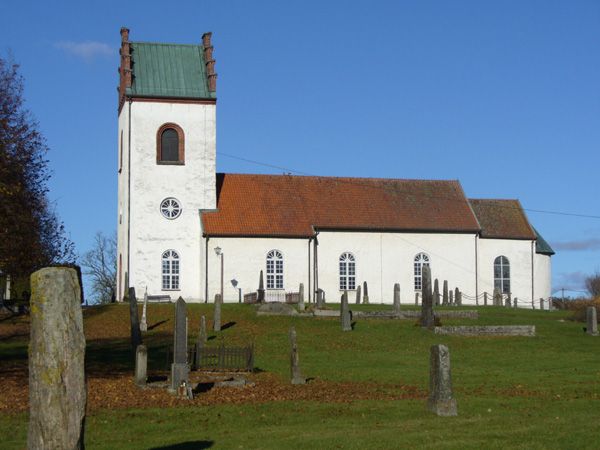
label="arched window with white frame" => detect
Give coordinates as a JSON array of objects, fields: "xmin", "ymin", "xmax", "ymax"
[
  {"xmin": 494, "ymin": 255, "xmax": 510, "ymax": 294},
  {"xmin": 162, "ymin": 250, "xmax": 180, "ymax": 290},
  {"xmin": 339, "ymin": 252, "xmax": 356, "ymax": 290},
  {"xmin": 266, "ymin": 250, "xmax": 284, "ymax": 289},
  {"xmin": 414, "ymin": 253, "xmax": 430, "ymax": 290}
]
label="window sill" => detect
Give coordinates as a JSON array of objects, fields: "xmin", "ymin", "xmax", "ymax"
[
  {"xmin": 161, "ymin": 289, "xmax": 181, "ymax": 292},
  {"xmin": 157, "ymin": 161, "xmax": 185, "ymax": 166}
]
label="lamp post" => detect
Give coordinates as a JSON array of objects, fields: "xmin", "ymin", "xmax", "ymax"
[{"xmin": 214, "ymin": 246, "xmax": 224, "ymax": 302}]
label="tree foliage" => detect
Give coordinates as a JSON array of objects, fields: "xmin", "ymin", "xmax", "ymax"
[
  {"xmin": 0, "ymin": 56, "xmax": 75, "ymax": 278},
  {"xmin": 585, "ymin": 271, "xmax": 600, "ymax": 298},
  {"xmin": 81, "ymin": 232, "xmax": 116, "ymax": 304}
]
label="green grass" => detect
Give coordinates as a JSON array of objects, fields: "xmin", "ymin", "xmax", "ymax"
[{"xmin": 2, "ymin": 304, "xmax": 600, "ymax": 449}]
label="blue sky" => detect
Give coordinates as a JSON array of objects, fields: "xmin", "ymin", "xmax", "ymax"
[{"xmin": 1, "ymin": 1, "xmax": 599, "ymax": 297}]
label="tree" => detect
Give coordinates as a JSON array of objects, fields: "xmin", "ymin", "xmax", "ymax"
[
  {"xmin": 81, "ymin": 232, "xmax": 116, "ymax": 304},
  {"xmin": 585, "ymin": 271, "xmax": 600, "ymax": 298},
  {"xmin": 0, "ymin": 55, "xmax": 75, "ymax": 279}
]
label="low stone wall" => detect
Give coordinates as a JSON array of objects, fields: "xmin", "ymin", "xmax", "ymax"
[
  {"xmin": 352, "ymin": 310, "xmax": 479, "ymax": 320},
  {"xmin": 313, "ymin": 309, "xmax": 340, "ymax": 317},
  {"xmin": 433, "ymin": 325, "xmax": 535, "ymax": 337}
]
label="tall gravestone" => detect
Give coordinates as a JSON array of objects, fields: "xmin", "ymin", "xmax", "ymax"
[
  {"xmin": 493, "ymin": 288, "xmax": 502, "ymax": 306},
  {"xmin": 355, "ymin": 285, "xmax": 361, "ymax": 305},
  {"xmin": 449, "ymin": 290, "xmax": 453, "ymax": 306},
  {"xmin": 135, "ymin": 344, "xmax": 147, "ymax": 387},
  {"xmin": 427, "ymin": 344, "xmax": 457, "ymax": 416},
  {"xmin": 442, "ymin": 280, "xmax": 449, "ymax": 306},
  {"xmin": 140, "ymin": 288, "xmax": 148, "ymax": 332},
  {"xmin": 434, "ymin": 279, "xmax": 440, "ymax": 306},
  {"xmin": 586, "ymin": 307, "xmax": 598, "ymax": 336},
  {"xmin": 456, "ymin": 289, "xmax": 462, "ymax": 306},
  {"xmin": 483, "ymin": 291, "xmax": 488, "ymax": 306},
  {"xmin": 129, "ymin": 287, "xmax": 142, "ymax": 350},
  {"xmin": 316, "ymin": 289, "xmax": 325, "ymax": 308},
  {"xmin": 213, "ymin": 294, "xmax": 222, "ymax": 332},
  {"xmin": 341, "ymin": 291, "xmax": 352, "ymax": 331},
  {"xmin": 506, "ymin": 294, "xmax": 512, "ymax": 308},
  {"xmin": 171, "ymin": 297, "xmax": 189, "ymax": 391},
  {"xmin": 420, "ymin": 265, "xmax": 435, "ymax": 329},
  {"xmin": 257, "ymin": 270, "xmax": 265, "ymax": 303},
  {"xmin": 393, "ymin": 283, "xmax": 401, "ymax": 315},
  {"xmin": 363, "ymin": 281, "xmax": 369, "ymax": 304},
  {"xmin": 28, "ymin": 267, "xmax": 86, "ymax": 449},
  {"xmin": 514, "ymin": 297, "xmax": 518, "ymax": 308},
  {"xmin": 298, "ymin": 283, "xmax": 305, "ymax": 311},
  {"xmin": 289, "ymin": 327, "xmax": 306, "ymax": 384}
]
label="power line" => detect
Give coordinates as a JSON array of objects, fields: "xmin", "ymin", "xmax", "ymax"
[{"xmin": 218, "ymin": 151, "xmax": 600, "ymax": 220}]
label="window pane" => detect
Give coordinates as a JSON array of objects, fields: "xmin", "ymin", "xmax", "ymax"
[{"xmin": 161, "ymin": 129, "xmax": 179, "ymax": 161}]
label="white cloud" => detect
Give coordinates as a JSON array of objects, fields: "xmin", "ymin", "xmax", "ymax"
[{"xmin": 55, "ymin": 41, "xmax": 113, "ymax": 61}]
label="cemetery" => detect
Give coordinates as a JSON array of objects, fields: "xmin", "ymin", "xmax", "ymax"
[{"xmin": 0, "ymin": 267, "xmax": 599, "ymax": 448}]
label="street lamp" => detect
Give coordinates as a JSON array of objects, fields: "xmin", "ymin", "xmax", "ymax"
[{"xmin": 214, "ymin": 246, "xmax": 223, "ymax": 302}]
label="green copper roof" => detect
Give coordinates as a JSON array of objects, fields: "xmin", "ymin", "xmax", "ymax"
[
  {"xmin": 534, "ymin": 227, "xmax": 555, "ymax": 255},
  {"xmin": 127, "ymin": 42, "xmax": 214, "ymax": 99}
]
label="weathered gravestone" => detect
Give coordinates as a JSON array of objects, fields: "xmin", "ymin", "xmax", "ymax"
[
  {"xmin": 363, "ymin": 281, "xmax": 369, "ymax": 304},
  {"xmin": 442, "ymin": 280, "xmax": 449, "ymax": 306},
  {"xmin": 341, "ymin": 291, "xmax": 352, "ymax": 331},
  {"xmin": 393, "ymin": 283, "xmax": 401, "ymax": 315},
  {"xmin": 213, "ymin": 294, "xmax": 222, "ymax": 331},
  {"xmin": 316, "ymin": 289, "xmax": 325, "ymax": 308},
  {"xmin": 456, "ymin": 289, "xmax": 462, "ymax": 307},
  {"xmin": 505, "ymin": 294, "xmax": 512, "ymax": 308},
  {"xmin": 140, "ymin": 288, "xmax": 148, "ymax": 332},
  {"xmin": 135, "ymin": 344, "xmax": 147, "ymax": 387},
  {"xmin": 28, "ymin": 267, "xmax": 86, "ymax": 450},
  {"xmin": 427, "ymin": 344, "xmax": 457, "ymax": 416},
  {"xmin": 171, "ymin": 297, "xmax": 190, "ymax": 392},
  {"xmin": 449, "ymin": 290, "xmax": 454, "ymax": 306},
  {"xmin": 289, "ymin": 327, "xmax": 306, "ymax": 384},
  {"xmin": 483, "ymin": 291, "xmax": 488, "ymax": 306},
  {"xmin": 355, "ymin": 285, "xmax": 361, "ymax": 305},
  {"xmin": 129, "ymin": 287, "xmax": 143, "ymax": 350},
  {"xmin": 493, "ymin": 288, "xmax": 502, "ymax": 306},
  {"xmin": 257, "ymin": 270, "xmax": 265, "ymax": 303},
  {"xmin": 195, "ymin": 315, "xmax": 208, "ymax": 368},
  {"xmin": 586, "ymin": 306, "xmax": 598, "ymax": 336},
  {"xmin": 420, "ymin": 265, "xmax": 435, "ymax": 329},
  {"xmin": 434, "ymin": 279, "xmax": 440, "ymax": 306},
  {"xmin": 514, "ymin": 298, "xmax": 518, "ymax": 308},
  {"xmin": 298, "ymin": 283, "xmax": 305, "ymax": 311}
]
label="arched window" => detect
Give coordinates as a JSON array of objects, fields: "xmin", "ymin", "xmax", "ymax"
[
  {"xmin": 494, "ymin": 256, "xmax": 510, "ymax": 294},
  {"xmin": 339, "ymin": 252, "xmax": 356, "ymax": 290},
  {"xmin": 157, "ymin": 123, "xmax": 185, "ymax": 164},
  {"xmin": 266, "ymin": 250, "xmax": 283, "ymax": 289},
  {"xmin": 162, "ymin": 250, "xmax": 180, "ymax": 290},
  {"xmin": 414, "ymin": 253, "xmax": 430, "ymax": 290}
]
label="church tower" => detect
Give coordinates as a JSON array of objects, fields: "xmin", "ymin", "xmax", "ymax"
[{"xmin": 116, "ymin": 28, "xmax": 217, "ymax": 301}]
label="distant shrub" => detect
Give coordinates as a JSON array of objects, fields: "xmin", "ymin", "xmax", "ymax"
[{"xmin": 565, "ymin": 297, "xmax": 600, "ymax": 323}]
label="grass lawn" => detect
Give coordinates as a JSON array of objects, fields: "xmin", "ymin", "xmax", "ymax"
[{"xmin": 1, "ymin": 303, "xmax": 599, "ymax": 449}]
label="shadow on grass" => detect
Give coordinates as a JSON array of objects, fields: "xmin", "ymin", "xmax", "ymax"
[
  {"xmin": 220, "ymin": 321, "xmax": 236, "ymax": 331},
  {"xmin": 149, "ymin": 441, "xmax": 214, "ymax": 449},
  {"xmin": 194, "ymin": 382, "xmax": 215, "ymax": 394},
  {"xmin": 148, "ymin": 319, "xmax": 169, "ymax": 330}
]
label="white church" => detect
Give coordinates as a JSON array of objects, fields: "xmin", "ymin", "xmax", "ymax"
[{"xmin": 116, "ymin": 29, "xmax": 554, "ymax": 307}]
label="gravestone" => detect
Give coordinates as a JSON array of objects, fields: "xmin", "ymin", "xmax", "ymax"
[
  {"xmin": 213, "ymin": 294, "xmax": 222, "ymax": 332},
  {"xmin": 540, "ymin": 298, "xmax": 545, "ymax": 310},
  {"xmin": 420, "ymin": 265, "xmax": 435, "ymax": 329},
  {"xmin": 363, "ymin": 281, "xmax": 369, "ymax": 304},
  {"xmin": 355, "ymin": 285, "xmax": 361, "ymax": 304},
  {"xmin": 140, "ymin": 288, "xmax": 148, "ymax": 332},
  {"xmin": 316, "ymin": 289, "xmax": 325, "ymax": 308},
  {"xmin": 28, "ymin": 267, "xmax": 86, "ymax": 449},
  {"xmin": 483, "ymin": 291, "xmax": 488, "ymax": 306},
  {"xmin": 493, "ymin": 288, "xmax": 502, "ymax": 306},
  {"xmin": 129, "ymin": 287, "xmax": 143, "ymax": 350},
  {"xmin": 415, "ymin": 292, "xmax": 419, "ymax": 306},
  {"xmin": 513, "ymin": 298, "xmax": 518, "ymax": 308},
  {"xmin": 289, "ymin": 327, "xmax": 306, "ymax": 384},
  {"xmin": 393, "ymin": 283, "xmax": 401, "ymax": 314},
  {"xmin": 442, "ymin": 280, "xmax": 449, "ymax": 306},
  {"xmin": 171, "ymin": 297, "xmax": 189, "ymax": 391},
  {"xmin": 257, "ymin": 270, "xmax": 265, "ymax": 303},
  {"xmin": 449, "ymin": 290, "xmax": 453, "ymax": 306},
  {"xmin": 341, "ymin": 291, "xmax": 352, "ymax": 331},
  {"xmin": 195, "ymin": 315, "xmax": 208, "ymax": 369},
  {"xmin": 135, "ymin": 344, "xmax": 147, "ymax": 387},
  {"xmin": 427, "ymin": 344, "xmax": 457, "ymax": 416},
  {"xmin": 586, "ymin": 307, "xmax": 598, "ymax": 336},
  {"xmin": 434, "ymin": 279, "xmax": 440, "ymax": 306},
  {"xmin": 298, "ymin": 283, "xmax": 305, "ymax": 311},
  {"xmin": 456, "ymin": 289, "xmax": 462, "ymax": 306}
]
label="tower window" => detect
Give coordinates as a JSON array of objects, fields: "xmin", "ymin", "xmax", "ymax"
[
  {"xmin": 157, "ymin": 123, "xmax": 185, "ymax": 164},
  {"xmin": 160, "ymin": 197, "xmax": 182, "ymax": 219}
]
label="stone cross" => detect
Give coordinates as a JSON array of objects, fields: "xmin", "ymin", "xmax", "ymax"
[
  {"xmin": 289, "ymin": 327, "xmax": 306, "ymax": 384},
  {"xmin": 586, "ymin": 306, "xmax": 598, "ymax": 336},
  {"xmin": 298, "ymin": 283, "xmax": 305, "ymax": 311},
  {"xmin": 213, "ymin": 293, "xmax": 222, "ymax": 332},
  {"xmin": 484, "ymin": 291, "xmax": 488, "ymax": 306},
  {"xmin": 128, "ymin": 287, "xmax": 143, "ymax": 350},
  {"xmin": 135, "ymin": 344, "xmax": 147, "ymax": 387},
  {"xmin": 420, "ymin": 265, "xmax": 435, "ymax": 329},
  {"xmin": 355, "ymin": 285, "xmax": 361, "ymax": 304},
  {"xmin": 442, "ymin": 280, "xmax": 449, "ymax": 306},
  {"xmin": 140, "ymin": 287, "xmax": 148, "ymax": 332},
  {"xmin": 171, "ymin": 297, "xmax": 189, "ymax": 391},
  {"xmin": 363, "ymin": 281, "xmax": 369, "ymax": 304},
  {"xmin": 449, "ymin": 290, "xmax": 454, "ymax": 306},
  {"xmin": 28, "ymin": 267, "xmax": 86, "ymax": 449},
  {"xmin": 427, "ymin": 344, "xmax": 458, "ymax": 416},
  {"xmin": 257, "ymin": 270, "xmax": 265, "ymax": 303},
  {"xmin": 456, "ymin": 289, "xmax": 462, "ymax": 306},
  {"xmin": 393, "ymin": 283, "xmax": 401, "ymax": 315},
  {"xmin": 341, "ymin": 291, "xmax": 352, "ymax": 332},
  {"xmin": 433, "ymin": 279, "xmax": 440, "ymax": 307}
]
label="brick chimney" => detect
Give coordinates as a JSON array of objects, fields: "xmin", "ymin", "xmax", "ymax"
[
  {"xmin": 118, "ymin": 27, "xmax": 132, "ymax": 110},
  {"xmin": 202, "ymin": 32, "xmax": 217, "ymax": 93}
]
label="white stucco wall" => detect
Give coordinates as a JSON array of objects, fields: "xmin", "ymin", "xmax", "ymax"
[
  {"xmin": 534, "ymin": 253, "xmax": 552, "ymax": 308},
  {"xmin": 119, "ymin": 100, "xmax": 216, "ymax": 301},
  {"xmin": 116, "ymin": 104, "xmax": 130, "ymax": 301}
]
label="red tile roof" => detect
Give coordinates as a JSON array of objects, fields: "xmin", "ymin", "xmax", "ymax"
[
  {"xmin": 202, "ymin": 174, "xmax": 482, "ymax": 237},
  {"xmin": 469, "ymin": 199, "xmax": 536, "ymax": 240}
]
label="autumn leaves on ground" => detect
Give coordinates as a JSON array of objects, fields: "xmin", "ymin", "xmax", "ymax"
[{"xmin": 1, "ymin": 303, "xmax": 600, "ymax": 449}]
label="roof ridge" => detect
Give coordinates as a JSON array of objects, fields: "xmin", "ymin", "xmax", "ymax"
[
  {"xmin": 130, "ymin": 41, "xmax": 202, "ymax": 48},
  {"xmin": 218, "ymin": 172, "xmax": 461, "ymax": 183},
  {"xmin": 469, "ymin": 198, "xmax": 520, "ymax": 202}
]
